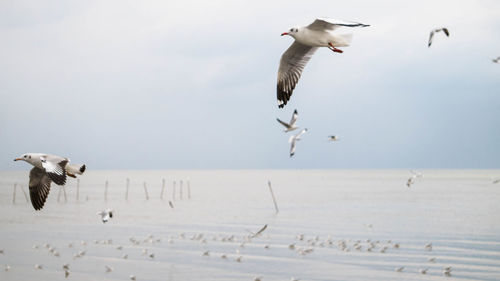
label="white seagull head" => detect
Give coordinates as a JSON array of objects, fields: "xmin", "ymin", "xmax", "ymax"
[{"xmin": 281, "ymin": 27, "xmax": 300, "ymax": 38}]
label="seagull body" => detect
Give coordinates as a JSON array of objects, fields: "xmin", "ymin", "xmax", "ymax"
[
  {"xmin": 289, "ymin": 129, "xmax": 308, "ymax": 157},
  {"xmin": 97, "ymin": 209, "xmax": 114, "ymax": 223},
  {"xmin": 277, "ymin": 110, "xmax": 299, "ymax": 132},
  {"xmin": 277, "ymin": 18, "xmax": 369, "ymax": 107},
  {"xmin": 14, "ymin": 153, "xmax": 86, "ymax": 210},
  {"xmin": 428, "ymin": 28, "xmax": 450, "ymax": 47},
  {"xmin": 493, "ymin": 57, "xmax": 500, "ymax": 63}
]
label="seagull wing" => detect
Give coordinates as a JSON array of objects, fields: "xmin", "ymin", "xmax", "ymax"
[
  {"xmin": 29, "ymin": 167, "xmax": 52, "ymax": 210},
  {"xmin": 295, "ymin": 128, "xmax": 308, "ymax": 139},
  {"xmin": 252, "ymin": 224, "xmax": 268, "ymax": 238},
  {"xmin": 290, "ymin": 138, "xmax": 297, "ymax": 157},
  {"xmin": 41, "ymin": 155, "xmax": 68, "ymax": 185},
  {"xmin": 277, "ymin": 42, "xmax": 318, "ymax": 108},
  {"xmin": 289, "ymin": 109, "xmax": 299, "ymax": 126},
  {"xmin": 307, "ymin": 18, "xmax": 370, "ymax": 31},
  {"xmin": 428, "ymin": 30, "xmax": 435, "ymax": 47},
  {"xmin": 442, "ymin": 28, "xmax": 449, "ymax": 37},
  {"xmin": 276, "ymin": 118, "xmax": 291, "ymax": 129}
]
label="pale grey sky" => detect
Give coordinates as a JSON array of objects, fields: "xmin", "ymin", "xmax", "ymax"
[{"xmin": 1, "ymin": 0, "xmax": 499, "ymax": 170}]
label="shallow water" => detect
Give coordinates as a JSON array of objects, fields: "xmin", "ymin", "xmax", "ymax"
[{"xmin": 0, "ymin": 170, "xmax": 499, "ymax": 281}]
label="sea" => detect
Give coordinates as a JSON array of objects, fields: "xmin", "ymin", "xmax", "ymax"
[{"xmin": 0, "ymin": 169, "xmax": 499, "ymax": 281}]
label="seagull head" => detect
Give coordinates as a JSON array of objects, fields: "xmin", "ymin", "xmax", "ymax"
[
  {"xmin": 281, "ymin": 27, "xmax": 299, "ymax": 37},
  {"xmin": 14, "ymin": 153, "xmax": 33, "ymax": 163}
]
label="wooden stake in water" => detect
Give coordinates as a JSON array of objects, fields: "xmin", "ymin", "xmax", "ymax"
[
  {"xmin": 160, "ymin": 178, "xmax": 165, "ymax": 199},
  {"xmin": 172, "ymin": 181, "xmax": 176, "ymax": 201},
  {"xmin": 76, "ymin": 179, "xmax": 80, "ymax": 202},
  {"xmin": 57, "ymin": 186, "xmax": 62, "ymax": 202},
  {"xmin": 125, "ymin": 178, "xmax": 130, "ymax": 201},
  {"xmin": 19, "ymin": 185, "xmax": 29, "ymax": 203},
  {"xmin": 105, "ymin": 181, "xmax": 108, "ymax": 202},
  {"xmin": 12, "ymin": 183, "xmax": 17, "ymax": 204},
  {"xmin": 62, "ymin": 186, "xmax": 68, "ymax": 202},
  {"xmin": 180, "ymin": 180, "xmax": 183, "ymax": 200},
  {"xmin": 267, "ymin": 181, "xmax": 279, "ymax": 214},
  {"xmin": 187, "ymin": 179, "xmax": 191, "ymax": 199},
  {"xmin": 143, "ymin": 182, "xmax": 149, "ymax": 200}
]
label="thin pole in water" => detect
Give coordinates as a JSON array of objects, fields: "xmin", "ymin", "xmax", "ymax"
[
  {"xmin": 268, "ymin": 180, "xmax": 279, "ymax": 214},
  {"xmin": 57, "ymin": 186, "xmax": 62, "ymax": 202},
  {"xmin": 143, "ymin": 182, "xmax": 149, "ymax": 200},
  {"xmin": 187, "ymin": 179, "xmax": 191, "ymax": 199},
  {"xmin": 12, "ymin": 183, "xmax": 17, "ymax": 204},
  {"xmin": 180, "ymin": 180, "xmax": 183, "ymax": 200},
  {"xmin": 172, "ymin": 180, "xmax": 176, "ymax": 201},
  {"xmin": 63, "ymin": 186, "xmax": 68, "ymax": 202},
  {"xmin": 125, "ymin": 178, "xmax": 130, "ymax": 201},
  {"xmin": 160, "ymin": 178, "xmax": 165, "ymax": 199},
  {"xmin": 19, "ymin": 185, "xmax": 29, "ymax": 203},
  {"xmin": 76, "ymin": 179, "xmax": 80, "ymax": 202},
  {"xmin": 105, "ymin": 180, "xmax": 108, "ymax": 202}
]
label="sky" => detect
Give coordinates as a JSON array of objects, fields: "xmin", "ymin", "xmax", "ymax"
[{"xmin": 1, "ymin": 0, "xmax": 499, "ymax": 170}]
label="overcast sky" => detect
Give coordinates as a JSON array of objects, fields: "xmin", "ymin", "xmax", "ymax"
[{"xmin": 1, "ymin": 0, "xmax": 499, "ymax": 170}]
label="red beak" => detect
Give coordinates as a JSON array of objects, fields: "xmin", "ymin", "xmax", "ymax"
[
  {"xmin": 281, "ymin": 32, "xmax": 288, "ymax": 36},
  {"xmin": 14, "ymin": 158, "xmax": 22, "ymax": 161}
]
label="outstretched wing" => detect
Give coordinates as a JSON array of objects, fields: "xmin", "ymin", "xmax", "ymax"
[
  {"xmin": 307, "ymin": 18, "xmax": 370, "ymax": 31},
  {"xmin": 428, "ymin": 30, "xmax": 435, "ymax": 47},
  {"xmin": 442, "ymin": 28, "xmax": 449, "ymax": 37},
  {"xmin": 41, "ymin": 156, "xmax": 68, "ymax": 185},
  {"xmin": 277, "ymin": 42, "xmax": 318, "ymax": 108},
  {"xmin": 289, "ymin": 109, "xmax": 299, "ymax": 126},
  {"xmin": 29, "ymin": 167, "xmax": 52, "ymax": 210},
  {"xmin": 276, "ymin": 118, "xmax": 291, "ymax": 129},
  {"xmin": 290, "ymin": 139, "xmax": 297, "ymax": 157}
]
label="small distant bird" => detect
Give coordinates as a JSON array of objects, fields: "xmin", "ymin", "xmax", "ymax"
[
  {"xmin": 105, "ymin": 265, "xmax": 113, "ymax": 273},
  {"xmin": 253, "ymin": 276, "xmax": 263, "ymax": 281},
  {"xmin": 64, "ymin": 270, "xmax": 70, "ymax": 278},
  {"xmin": 63, "ymin": 264, "xmax": 70, "ymax": 270},
  {"xmin": 428, "ymin": 27, "xmax": 450, "ymax": 47},
  {"xmin": 250, "ymin": 224, "xmax": 268, "ymax": 238},
  {"xmin": 393, "ymin": 243, "xmax": 400, "ymax": 249},
  {"xmin": 0, "ymin": 249, "xmax": 3, "ymax": 254},
  {"xmin": 492, "ymin": 178, "xmax": 500, "ymax": 184},
  {"xmin": 235, "ymin": 256, "xmax": 242, "ymax": 262},
  {"xmin": 395, "ymin": 266, "xmax": 404, "ymax": 272},
  {"xmin": 221, "ymin": 254, "xmax": 227, "ymax": 259},
  {"xmin": 202, "ymin": 251, "xmax": 210, "ymax": 256},
  {"xmin": 130, "ymin": 275, "xmax": 136, "ymax": 280},
  {"xmin": 277, "ymin": 18, "xmax": 370, "ymax": 107},
  {"xmin": 492, "ymin": 57, "xmax": 500, "ymax": 63},
  {"xmin": 407, "ymin": 176, "xmax": 416, "ymax": 188},
  {"xmin": 425, "ymin": 243, "xmax": 432, "ymax": 251},
  {"xmin": 264, "ymin": 245, "xmax": 270, "ymax": 249},
  {"xmin": 5, "ymin": 265, "xmax": 11, "ymax": 272},
  {"xmin": 116, "ymin": 246, "xmax": 123, "ymax": 250},
  {"xmin": 291, "ymin": 278, "xmax": 300, "ymax": 281},
  {"xmin": 97, "ymin": 209, "xmax": 113, "ymax": 223},
  {"xmin": 288, "ymin": 243, "xmax": 296, "ymax": 250},
  {"xmin": 419, "ymin": 268, "xmax": 428, "ymax": 274},
  {"xmin": 122, "ymin": 254, "xmax": 128, "ymax": 259},
  {"xmin": 410, "ymin": 170, "xmax": 423, "ymax": 178},
  {"xmin": 428, "ymin": 257, "xmax": 436, "ymax": 263},
  {"xmin": 35, "ymin": 264, "xmax": 43, "ymax": 270},
  {"xmin": 14, "ymin": 153, "xmax": 86, "ymax": 210},
  {"xmin": 169, "ymin": 201, "xmax": 174, "ymax": 208},
  {"xmin": 276, "ymin": 109, "xmax": 299, "ymax": 132},
  {"xmin": 328, "ymin": 135, "xmax": 339, "ymax": 141},
  {"xmin": 149, "ymin": 253, "xmax": 155, "ymax": 259},
  {"xmin": 289, "ymin": 128, "xmax": 308, "ymax": 157}
]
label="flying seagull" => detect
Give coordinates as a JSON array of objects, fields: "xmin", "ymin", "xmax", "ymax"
[
  {"xmin": 97, "ymin": 209, "xmax": 114, "ymax": 223},
  {"xmin": 276, "ymin": 109, "xmax": 299, "ymax": 132},
  {"xmin": 328, "ymin": 135, "xmax": 339, "ymax": 141},
  {"xmin": 492, "ymin": 57, "xmax": 500, "ymax": 63},
  {"xmin": 277, "ymin": 18, "xmax": 369, "ymax": 108},
  {"xmin": 289, "ymin": 128, "xmax": 308, "ymax": 157},
  {"xmin": 14, "ymin": 153, "xmax": 86, "ymax": 210},
  {"xmin": 428, "ymin": 28, "xmax": 449, "ymax": 47}
]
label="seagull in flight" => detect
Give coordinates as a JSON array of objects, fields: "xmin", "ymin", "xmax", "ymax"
[
  {"xmin": 14, "ymin": 153, "xmax": 86, "ymax": 210},
  {"xmin": 277, "ymin": 18, "xmax": 369, "ymax": 108},
  {"xmin": 492, "ymin": 57, "xmax": 500, "ymax": 63},
  {"xmin": 428, "ymin": 28, "xmax": 449, "ymax": 47},
  {"xmin": 97, "ymin": 209, "xmax": 114, "ymax": 223},
  {"xmin": 328, "ymin": 135, "xmax": 339, "ymax": 141},
  {"xmin": 289, "ymin": 128, "xmax": 308, "ymax": 157},
  {"xmin": 277, "ymin": 109, "xmax": 299, "ymax": 132}
]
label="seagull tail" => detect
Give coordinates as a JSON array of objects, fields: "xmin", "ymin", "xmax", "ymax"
[{"xmin": 66, "ymin": 164, "xmax": 86, "ymax": 175}]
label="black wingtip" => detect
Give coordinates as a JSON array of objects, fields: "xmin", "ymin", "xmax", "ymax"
[{"xmin": 80, "ymin": 164, "xmax": 86, "ymax": 173}]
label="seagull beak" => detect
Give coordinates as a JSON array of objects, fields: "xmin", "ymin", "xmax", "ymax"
[
  {"xmin": 281, "ymin": 32, "xmax": 288, "ymax": 36},
  {"xmin": 14, "ymin": 158, "xmax": 22, "ymax": 161}
]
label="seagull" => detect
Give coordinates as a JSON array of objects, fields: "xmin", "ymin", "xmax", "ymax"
[
  {"xmin": 493, "ymin": 57, "xmax": 500, "ymax": 63},
  {"xmin": 35, "ymin": 264, "xmax": 43, "ymax": 270},
  {"xmin": 395, "ymin": 267, "xmax": 404, "ymax": 272},
  {"xmin": 5, "ymin": 265, "xmax": 11, "ymax": 272},
  {"xmin": 97, "ymin": 209, "xmax": 113, "ymax": 223},
  {"xmin": 105, "ymin": 265, "xmax": 113, "ymax": 273},
  {"xmin": 249, "ymin": 224, "xmax": 268, "ymax": 238},
  {"xmin": 277, "ymin": 109, "xmax": 299, "ymax": 132},
  {"xmin": 14, "ymin": 153, "xmax": 86, "ymax": 210},
  {"xmin": 328, "ymin": 135, "xmax": 339, "ymax": 141},
  {"xmin": 277, "ymin": 18, "xmax": 369, "ymax": 107},
  {"xmin": 410, "ymin": 170, "xmax": 424, "ymax": 178},
  {"xmin": 428, "ymin": 28, "xmax": 450, "ymax": 47},
  {"xmin": 419, "ymin": 268, "xmax": 428, "ymax": 274},
  {"xmin": 289, "ymin": 129, "xmax": 308, "ymax": 157},
  {"xmin": 407, "ymin": 176, "xmax": 416, "ymax": 188},
  {"xmin": 130, "ymin": 275, "xmax": 136, "ymax": 281},
  {"xmin": 492, "ymin": 178, "xmax": 500, "ymax": 184}
]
